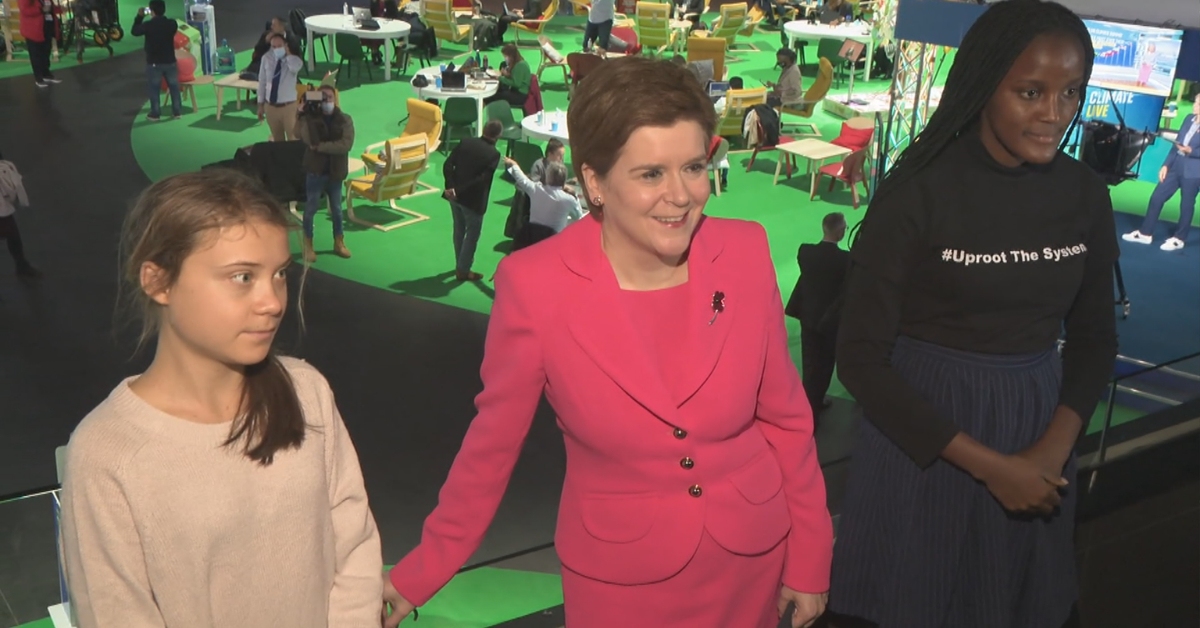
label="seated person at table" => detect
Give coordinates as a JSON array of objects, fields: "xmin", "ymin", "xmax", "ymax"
[
  {"xmin": 504, "ymin": 157, "xmax": 583, "ymax": 250},
  {"xmin": 246, "ymin": 17, "xmax": 301, "ymax": 76},
  {"xmin": 675, "ymin": 0, "xmax": 705, "ymax": 29},
  {"xmin": 496, "ymin": 0, "xmax": 543, "ymax": 40},
  {"xmin": 485, "ymin": 44, "xmax": 532, "ymax": 107},
  {"xmin": 529, "ymin": 138, "xmax": 565, "ymax": 182},
  {"xmin": 765, "ymin": 48, "xmax": 802, "ymax": 107},
  {"xmin": 818, "ymin": 0, "xmax": 853, "ymax": 25}
]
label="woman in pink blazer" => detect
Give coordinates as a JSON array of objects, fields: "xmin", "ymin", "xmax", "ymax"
[{"xmin": 384, "ymin": 57, "xmax": 833, "ymax": 628}]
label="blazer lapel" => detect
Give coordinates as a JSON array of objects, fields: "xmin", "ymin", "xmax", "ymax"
[
  {"xmin": 563, "ymin": 218, "xmax": 680, "ymax": 424},
  {"xmin": 677, "ymin": 219, "xmax": 734, "ymax": 405}
]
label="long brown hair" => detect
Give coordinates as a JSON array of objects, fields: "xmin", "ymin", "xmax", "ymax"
[{"xmin": 118, "ymin": 169, "xmax": 307, "ymax": 465}]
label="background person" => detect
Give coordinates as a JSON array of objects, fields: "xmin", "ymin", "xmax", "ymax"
[
  {"xmin": 257, "ymin": 33, "xmax": 304, "ymax": 142},
  {"xmin": 785, "ymin": 212, "xmax": 848, "ymax": 418},
  {"xmin": 19, "ymin": 0, "xmax": 61, "ymax": 88},
  {"xmin": 0, "ymin": 150, "xmax": 41, "ymax": 279},
  {"xmin": 443, "ymin": 120, "xmax": 503, "ymax": 282},
  {"xmin": 131, "ymin": 0, "xmax": 181, "ymax": 121},
  {"xmin": 295, "ymin": 84, "xmax": 354, "ymax": 262},
  {"xmin": 831, "ymin": 2, "xmax": 1117, "ymax": 626},
  {"xmin": 383, "ymin": 56, "xmax": 831, "ymax": 628},
  {"xmin": 1122, "ymin": 91, "xmax": 1200, "ymax": 252}
]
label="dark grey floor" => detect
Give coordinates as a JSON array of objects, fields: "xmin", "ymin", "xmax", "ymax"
[{"xmin": 1, "ymin": 2, "xmax": 1197, "ymax": 626}]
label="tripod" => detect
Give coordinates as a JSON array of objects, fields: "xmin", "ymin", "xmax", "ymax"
[{"xmin": 1114, "ymin": 260, "xmax": 1130, "ymax": 319}]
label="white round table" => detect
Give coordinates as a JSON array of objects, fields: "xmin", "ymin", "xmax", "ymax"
[
  {"xmin": 412, "ymin": 66, "xmax": 500, "ymax": 137},
  {"xmin": 521, "ymin": 112, "xmax": 570, "ymax": 144},
  {"xmin": 783, "ymin": 21, "xmax": 874, "ymax": 82},
  {"xmin": 305, "ymin": 15, "xmax": 412, "ymax": 81}
]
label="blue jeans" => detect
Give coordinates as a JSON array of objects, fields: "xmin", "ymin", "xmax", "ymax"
[
  {"xmin": 450, "ymin": 202, "xmax": 483, "ymax": 273},
  {"xmin": 146, "ymin": 63, "xmax": 182, "ymax": 118},
  {"xmin": 304, "ymin": 174, "xmax": 345, "ymax": 239},
  {"xmin": 1140, "ymin": 161, "xmax": 1199, "ymax": 241}
]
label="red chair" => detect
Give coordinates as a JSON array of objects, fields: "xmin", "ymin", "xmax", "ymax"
[
  {"xmin": 523, "ymin": 75, "xmax": 544, "ymax": 116},
  {"xmin": 566, "ymin": 52, "xmax": 604, "ymax": 98},
  {"xmin": 609, "ymin": 26, "xmax": 642, "ymax": 55},
  {"xmin": 812, "ymin": 149, "xmax": 869, "ymax": 208}
]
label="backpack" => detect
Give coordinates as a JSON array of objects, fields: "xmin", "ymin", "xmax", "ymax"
[{"xmin": 398, "ymin": 13, "xmax": 438, "ymax": 58}]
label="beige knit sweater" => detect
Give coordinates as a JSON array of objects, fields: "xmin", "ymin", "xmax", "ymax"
[{"xmin": 61, "ymin": 357, "xmax": 383, "ymax": 628}]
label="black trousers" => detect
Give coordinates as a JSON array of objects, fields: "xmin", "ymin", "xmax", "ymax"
[
  {"xmin": 800, "ymin": 324, "xmax": 837, "ymax": 413},
  {"xmin": 484, "ymin": 84, "xmax": 526, "ymax": 107},
  {"xmin": 0, "ymin": 215, "xmax": 31, "ymax": 267},
  {"xmin": 27, "ymin": 20, "xmax": 56, "ymax": 81}
]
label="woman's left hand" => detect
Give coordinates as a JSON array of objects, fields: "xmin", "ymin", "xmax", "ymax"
[{"xmin": 777, "ymin": 586, "xmax": 828, "ymax": 628}]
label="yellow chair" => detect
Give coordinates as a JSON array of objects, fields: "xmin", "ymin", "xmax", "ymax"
[
  {"xmin": 779, "ymin": 57, "xmax": 833, "ymax": 137},
  {"xmin": 346, "ymin": 136, "xmax": 441, "ymax": 231},
  {"xmin": 715, "ymin": 87, "xmax": 767, "ymax": 139},
  {"xmin": 709, "ymin": 3, "xmax": 756, "ymax": 53},
  {"xmin": 512, "ymin": 0, "xmax": 560, "ymax": 46},
  {"xmin": 686, "ymin": 35, "xmax": 726, "ymax": 83},
  {"xmin": 635, "ymin": 1, "xmax": 676, "ymax": 55},
  {"xmin": 535, "ymin": 35, "xmax": 570, "ymax": 88},
  {"xmin": 395, "ymin": 98, "xmax": 443, "ymax": 155},
  {"xmin": 1, "ymin": 0, "xmax": 23, "ymax": 62},
  {"xmin": 424, "ymin": 0, "xmax": 473, "ymax": 58}
]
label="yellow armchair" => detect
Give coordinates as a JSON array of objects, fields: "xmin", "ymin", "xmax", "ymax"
[
  {"xmin": 635, "ymin": 1, "xmax": 676, "ymax": 55},
  {"xmin": 424, "ymin": 0, "xmax": 473, "ymax": 58},
  {"xmin": 512, "ymin": 0, "xmax": 560, "ymax": 45},
  {"xmin": 347, "ymin": 136, "xmax": 441, "ymax": 231}
]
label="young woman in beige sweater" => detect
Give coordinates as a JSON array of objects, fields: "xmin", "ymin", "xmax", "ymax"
[{"xmin": 60, "ymin": 170, "xmax": 383, "ymax": 628}]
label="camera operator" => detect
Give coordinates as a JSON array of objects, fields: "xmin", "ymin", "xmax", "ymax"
[{"xmin": 294, "ymin": 85, "xmax": 354, "ymax": 263}]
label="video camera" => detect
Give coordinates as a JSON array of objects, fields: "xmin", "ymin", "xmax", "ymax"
[{"xmin": 301, "ymin": 90, "xmax": 326, "ymax": 114}]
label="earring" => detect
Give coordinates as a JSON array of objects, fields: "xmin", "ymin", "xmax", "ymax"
[{"xmin": 592, "ymin": 197, "xmax": 602, "ymax": 206}]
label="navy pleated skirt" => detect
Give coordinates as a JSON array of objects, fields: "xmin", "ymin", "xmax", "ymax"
[{"xmin": 830, "ymin": 337, "xmax": 1077, "ymax": 628}]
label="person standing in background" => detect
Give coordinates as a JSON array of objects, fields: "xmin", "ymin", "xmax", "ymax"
[
  {"xmin": 246, "ymin": 17, "xmax": 301, "ymax": 75},
  {"xmin": 295, "ymin": 84, "xmax": 354, "ymax": 263},
  {"xmin": 785, "ymin": 212, "xmax": 848, "ymax": 418},
  {"xmin": 131, "ymin": 0, "xmax": 182, "ymax": 122},
  {"xmin": 1122, "ymin": 91, "xmax": 1200, "ymax": 252},
  {"xmin": 257, "ymin": 33, "xmax": 303, "ymax": 142},
  {"xmin": 582, "ymin": 0, "xmax": 614, "ymax": 53},
  {"xmin": 19, "ymin": 0, "xmax": 61, "ymax": 88},
  {"xmin": 0, "ymin": 151, "xmax": 41, "ymax": 279},
  {"xmin": 444, "ymin": 120, "xmax": 502, "ymax": 282}
]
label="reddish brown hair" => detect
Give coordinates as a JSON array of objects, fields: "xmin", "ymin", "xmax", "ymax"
[{"xmin": 567, "ymin": 56, "xmax": 715, "ymax": 209}]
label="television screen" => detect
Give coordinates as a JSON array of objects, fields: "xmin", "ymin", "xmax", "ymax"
[{"xmin": 1085, "ymin": 19, "xmax": 1183, "ymax": 98}]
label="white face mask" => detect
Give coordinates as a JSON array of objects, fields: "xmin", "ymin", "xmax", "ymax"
[
  {"xmin": 321, "ymin": 102, "xmax": 335, "ymax": 115},
  {"xmin": 272, "ymin": 46, "xmax": 286, "ymax": 59}
]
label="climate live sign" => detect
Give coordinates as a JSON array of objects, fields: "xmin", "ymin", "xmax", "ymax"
[{"xmin": 1082, "ymin": 88, "xmax": 1164, "ymax": 133}]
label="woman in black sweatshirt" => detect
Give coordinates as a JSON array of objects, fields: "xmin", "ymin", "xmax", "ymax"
[{"xmin": 829, "ymin": 2, "xmax": 1117, "ymax": 627}]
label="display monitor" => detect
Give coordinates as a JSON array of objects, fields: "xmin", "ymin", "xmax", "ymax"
[{"xmin": 1084, "ymin": 19, "xmax": 1183, "ymax": 98}]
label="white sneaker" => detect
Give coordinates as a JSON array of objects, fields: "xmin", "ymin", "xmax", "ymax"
[
  {"xmin": 1122, "ymin": 230, "xmax": 1152, "ymax": 244},
  {"xmin": 1160, "ymin": 237, "xmax": 1184, "ymax": 251}
]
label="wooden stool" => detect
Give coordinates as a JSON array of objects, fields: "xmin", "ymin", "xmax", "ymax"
[{"xmin": 179, "ymin": 75, "xmax": 215, "ymax": 113}]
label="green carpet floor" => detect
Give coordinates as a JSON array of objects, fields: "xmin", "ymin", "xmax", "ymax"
[
  {"xmin": 125, "ymin": 18, "xmax": 1192, "ymax": 427},
  {"xmin": 15, "ymin": 566, "xmax": 564, "ymax": 627},
  {"xmin": 0, "ymin": 0, "xmax": 144, "ymax": 80}
]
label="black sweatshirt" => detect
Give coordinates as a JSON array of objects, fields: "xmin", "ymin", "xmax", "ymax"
[
  {"xmin": 836, "ymin": 130, "xmax": 1119, "ymax": 468},
  {"xmin": 131, "ymin": 13, "xmax": 178, "ymax": 65}
]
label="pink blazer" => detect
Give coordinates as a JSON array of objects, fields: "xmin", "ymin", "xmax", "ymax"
[{"xmin": 390, "ymin": 215, "xmax": 833, "ymax": 605}]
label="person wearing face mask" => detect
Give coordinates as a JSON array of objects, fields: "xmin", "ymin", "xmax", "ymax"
[
  {"xmin": 247, "ymin": 17, "xmax": 301, "ymax": 74},
  {"xmin": 764, "ymin": 48, "xmax": 802, "ymax": 108},
  {"xmin": 295, "ymin": 84, "xmax": 355, "ymax": 263},
  {"xmin": 257, "ymin": 33, "xmax": 303, "ymax": 142}
]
